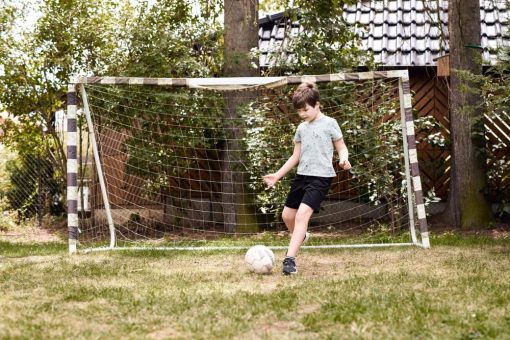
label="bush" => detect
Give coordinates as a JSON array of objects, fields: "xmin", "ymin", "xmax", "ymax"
[{"xmin": 1, "ymin": 150, "xmax": 65, "ymax": 221}]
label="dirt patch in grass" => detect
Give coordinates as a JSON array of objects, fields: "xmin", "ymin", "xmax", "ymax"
[
  {"xmin": 0, "ymin": 219, "xmax": 65, "ymax": 243},
  {"xmin": 148, "ymin": 326, "xmax": 188, "ymax": 340}
]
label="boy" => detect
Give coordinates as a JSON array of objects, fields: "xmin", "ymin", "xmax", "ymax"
[{"xmin": 263, "ymin": 82, "xmax": 351, "ymax": 275}]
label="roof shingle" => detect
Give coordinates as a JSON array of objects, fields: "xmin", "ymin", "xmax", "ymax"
[{"xmin": 258, "ymin": 0, "xmax": 510, "ymax": 67}]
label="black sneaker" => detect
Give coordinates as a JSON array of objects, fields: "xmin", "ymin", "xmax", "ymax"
[{"xmin": 282, "ymin": 257, "xmax": 297, "ymax": 275}]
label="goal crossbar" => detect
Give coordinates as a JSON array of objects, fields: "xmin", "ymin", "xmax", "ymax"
[{"xmin": 71, "ymin": 70, "xmax": 410, "ymax": 89}]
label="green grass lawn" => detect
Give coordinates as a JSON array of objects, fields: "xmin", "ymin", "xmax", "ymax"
[{"xmin": 0, "ymin": 233, "xmax": 509, "ymax": 339}]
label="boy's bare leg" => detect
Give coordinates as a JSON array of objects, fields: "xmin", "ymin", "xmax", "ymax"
[
  {"xmin": 286, "ymin": 203, "xmax": 314, "ymax": 257},
  {"xmin": 282, "ymin": 206, "xmax": 297, "ymax": 233}
]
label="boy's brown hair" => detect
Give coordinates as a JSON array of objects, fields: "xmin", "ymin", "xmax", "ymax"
[{"xmin": 292, "ymin": 82, "xmax": 320, "ymax": 109}]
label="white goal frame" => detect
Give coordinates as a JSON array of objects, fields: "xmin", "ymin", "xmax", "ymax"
[{"xmin": 66, "ymin": 71, "xmax": 430, "ymax": 253}]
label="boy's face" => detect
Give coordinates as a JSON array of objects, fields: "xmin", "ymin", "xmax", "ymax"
[{"xmin": 297, "ymin": 102, "xmax": 321, "ymax": 122}]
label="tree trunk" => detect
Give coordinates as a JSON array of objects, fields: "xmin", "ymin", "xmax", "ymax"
[
  {"xmin": 222, "ymin": 0, "xmax": 259, "ymax": 233},
  {"xmin": 443, "ymin": 0, "xmax": 492, "ymax": 227}
]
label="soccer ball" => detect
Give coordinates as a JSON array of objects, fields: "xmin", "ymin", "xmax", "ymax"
[{"xmin": 245, "ymin": 245, "xmax": 275, "ymax": 274}]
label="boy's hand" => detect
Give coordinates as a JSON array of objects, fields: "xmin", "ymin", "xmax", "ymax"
[
  {"xmin": 339, "ymin": 159, "xmax": 351, "ymax": 170},
  {"xmin": 263, "ymin": 174, "xmax": 279, "ymax": 188}
]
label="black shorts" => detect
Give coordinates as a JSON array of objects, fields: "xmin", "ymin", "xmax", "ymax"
[{"xmin": 284, "ymin": 175, "xmax": 333, "ymax": 213}]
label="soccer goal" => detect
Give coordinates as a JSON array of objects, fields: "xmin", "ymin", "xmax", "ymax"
[{"xmin": 66, "ymin": 71, "xmax": 430, "ymax": 253}]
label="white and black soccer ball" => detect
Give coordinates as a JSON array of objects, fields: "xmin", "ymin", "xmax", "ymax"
[{"xmin": 245, "ymin": 245, "xmax": 275, "ymax": 274}]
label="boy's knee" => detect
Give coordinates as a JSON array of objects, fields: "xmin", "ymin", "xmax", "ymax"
[
  {"xmin": 295, "ymin": 204, "xmax": 313, "ymax": 224},
  {"xmin": 282, "ymin": 210, "xmax": 293, "ymax": 222},
  {"xmin": 295, "ymin": 210, "xmax": 310, "ymax": 224}
]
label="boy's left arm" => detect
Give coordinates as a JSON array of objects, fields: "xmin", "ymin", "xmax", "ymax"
[{"xmin": 334, "ymin": 138, "xmax": 351, "ymax": 170}]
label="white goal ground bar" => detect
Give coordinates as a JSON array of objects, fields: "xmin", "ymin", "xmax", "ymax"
[
  {"xmin": 67, "ymin": 70, "xmax": 430, "ymax": 253},
  {"xmin": 81, "ymin": 242, "xmax": 426, "ymax": 253}
]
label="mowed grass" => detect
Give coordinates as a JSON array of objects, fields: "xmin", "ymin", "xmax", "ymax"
[{"xmin": 0, "ymin": 234, "xmax": 509, "ymax": 339}]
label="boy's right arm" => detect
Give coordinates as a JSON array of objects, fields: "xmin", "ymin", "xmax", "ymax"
[{"xmin": 263, "ymin": 142, "xmax": 301, "ymax": 187}]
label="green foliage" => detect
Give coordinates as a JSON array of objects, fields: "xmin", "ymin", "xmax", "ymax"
[
  {"xmin": 0, "ymin": 146, "xmax": 17, "ymax": 229},
  {"xmin": 0, "ymin": 0, "xmax": 224, "ymax": 221},
  {"xmin": 242, "ymin": 81, "xmax": 431, "ymax": 230},
  {"xmin": 259, "ymin": 0, "xmax": 284, "ymax": 15},
  {"xmin": 35, "ymin": 0, "xmax": 120, "ymax": 78},
  {"xmin": 86, "ymin": 86, "xmax": 225, "ymax": 197},
  {"xmin": 241, "ymin": 91, "xmax": 296, "ymax": 222},
  {"xmin": 3, "ymin": 151, "xmax": 65, "ymax": 220},
  {"xmin": 344, "ymin": 88, "xmax": 402, "ymax": 203},
  {"xmin": 481, "ymin": 49, "xmax": 510, "ymax": 205},
  {"xmin": 1, "ymin": 0, "xmax": 419, "ymax": 232},
  {"xmin": 78, "ymin": 0, "xmax": 225, "ymax": 200},
  {"xmin": 259, "ymin": 0, "xmax": 373, "ymax": 75},
  {"xmin": 108, "ymin": 0, "xmax": 223, "ymax": 77},
  {"xmin": 0, "ymin": 0, "xmax": 123, "ymax": 204},
  {"xmin": 455, "ymin": 45, "xmax": 510, "ymax": 208}
]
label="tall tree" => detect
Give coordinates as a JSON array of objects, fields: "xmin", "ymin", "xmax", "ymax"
[
  {"xmin": 222, "ymin": 0, "xmax": 259, "ymax": 232},
  {"xmin": 224, "ymin": 0, "xmax": 259, "ymax": 77},
  {"xmin": 0, "ymin": 0, "xmax": 119, "ymax": 194},
  {"xmin": 445, "ymin": 0, "xmax": 492, "ymax": 227}
]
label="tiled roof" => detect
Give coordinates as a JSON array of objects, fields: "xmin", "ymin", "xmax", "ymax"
[
  {"xmin": 258, "ymin": 14, "xmax": 301, "ymax": 67},
  {"xmin": 258, "ymin": 0, "xmax": 510, "ymax": 67}
]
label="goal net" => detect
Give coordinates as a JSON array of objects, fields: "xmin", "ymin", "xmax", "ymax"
[{"xmin": 66, "ymin": 71, "xmax": 430, "ymax": 252}]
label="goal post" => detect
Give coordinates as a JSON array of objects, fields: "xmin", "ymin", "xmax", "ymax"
[
  {"xmin": 67, "ymin": 71, "xmax": 430, "ymax": 253},
  {"xmin": 67, "ymin": 84, "xmax": 78, "ymax": 254}
]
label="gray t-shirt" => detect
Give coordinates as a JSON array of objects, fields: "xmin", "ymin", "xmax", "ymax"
[{"xmin": 293, "ymin": 115, "xmax": 343, "ymax": 177}]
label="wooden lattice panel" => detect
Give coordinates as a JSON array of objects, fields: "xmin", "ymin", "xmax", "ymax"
[
  {"xmin": 411, "ymin": 71, "xmax": 451, "ymax": 200},
  {"xmin": 411, "ymin": 69, "xmax": 510, "ymax": 202}
]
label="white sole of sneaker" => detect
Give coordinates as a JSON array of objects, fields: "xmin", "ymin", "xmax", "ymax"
[{"xmin": 303, "ymin": 232, "xmax": 310, "ymax": 244}]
